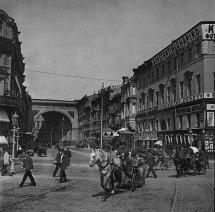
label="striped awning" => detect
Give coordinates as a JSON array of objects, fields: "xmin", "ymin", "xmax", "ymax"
[{"xmin": 0, "ymin": 109, "xmax": 10, "ymax": 122}]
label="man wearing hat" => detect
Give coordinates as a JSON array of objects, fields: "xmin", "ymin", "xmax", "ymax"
[
  {"xmin": 19, "ymin": 151, "xmax": 36, "ymax": 187},
  {"xmin": 146, "ymin": 150, "xmax": 157, "ymax": 178}
]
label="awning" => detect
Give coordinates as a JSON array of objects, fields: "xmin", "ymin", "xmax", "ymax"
[
  {"xmin": 0, "ymin": 109, "xmax": 10, "ymax": 123},
  {"xmin": 0, "ymin": 136, "xmax": 8, "ymax": 144}
]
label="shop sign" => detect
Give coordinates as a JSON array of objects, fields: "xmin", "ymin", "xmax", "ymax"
[
  {"xmin": 202, "ymin": 24, "xmax": 215, "ymax": 40},
  {"xmin": 207, "ymin": 111, "xmax": 214, "ymax": 127},
  {"xmin": 205, "ymin": 140, "xmax": 214, "ymax": 152},
  {"xmin": 151, "ymin": 27, "xmax": 202, "ymax": 67},
  {"xmin": 176, "ymin": 104, "xmax": 203, "ymax": 114},
  {"xmin": 207, "ymin": 104, "xmax": 215, "ymax": 110},
  {"xmin": 175, "ymin": 93, "xmax": 204, "ymax": 105},
  {"xmin": 135, "ymin": 131, "xmax": 158, "ymax": 140},
  {"xmin": 158, "ymin": 93, "xmax": 204, "ymax": 110}
]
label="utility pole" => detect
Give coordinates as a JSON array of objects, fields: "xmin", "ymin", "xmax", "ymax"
[{"xmin": 100, "ymin": 83, "xmax": 104, "ymax": 149}]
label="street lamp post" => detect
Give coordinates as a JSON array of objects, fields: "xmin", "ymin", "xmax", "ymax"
[
  {"xmin": 10, "ymin": 111, "xmax": 19, "ymax": 175},
  {"xmin": 16, "ymin": 127, "xmax": 20, "ymax": 150}
]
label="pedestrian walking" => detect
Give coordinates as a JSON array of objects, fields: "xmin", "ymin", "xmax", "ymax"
[
  {"xmin": 19, "ymin": 152, "xmax": 36, "ymax": 187},
  {"xmin": 1, "ymin": 149, "xmax": 10, "ymax": 176},
  {"xmin": 59, "ymin": 149, "xmax": 68, "ymax": 183},
  {"xmin": 65, "ymin": 147, "xmax": 72, "ymax": 167},
  {"xmin": 53, "ymin": 148, "xmax": 62, "ymax": 177},
  {"xmin": 146, "ymin": 151, "xmax": 157, "ymax": 178}
]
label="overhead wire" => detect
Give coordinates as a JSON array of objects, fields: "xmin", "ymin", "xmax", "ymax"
[{"xmin": 25, "ymin": 68, "xmax": 122, "ymax": 83}]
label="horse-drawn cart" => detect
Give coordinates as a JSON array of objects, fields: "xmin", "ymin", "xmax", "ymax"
[{"xmin": 89, "ymin": 145, "xmax": 147, "ymax": 201}]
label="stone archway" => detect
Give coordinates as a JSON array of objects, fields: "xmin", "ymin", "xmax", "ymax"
[{"xmin": 33, "ymin": 110, "xmax": 73, "ymax": 146}]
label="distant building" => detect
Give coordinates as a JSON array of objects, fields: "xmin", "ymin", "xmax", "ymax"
[
  {"xmin": 120, "ymin": 76, "xmax": 137, "ymax": 131},
  {"xmin": 77, "ymin": 95, "xmax": 95, "ymax": 147},
  {"xmin": 0, "ymin": 10, "xmax": 32, "ymax": 148},
  {"xmin": 134, "ymin": 21, "xmax": 215, "ymax": 156}
]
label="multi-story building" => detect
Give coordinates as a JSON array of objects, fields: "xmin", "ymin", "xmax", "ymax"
[
  {"xmin": 0, "ymin": 10, "xmax": 32, "ymax": 148},
  {"xmin": 134, "ymin": 21, "xmax": 215, "ymax": 156},
  {"xmin": 77, "ymin": 94, "xmax": 95, "ymax": 147},
  {"xmin": 78, "ymin": 85, "xmax": 121, "ymax": 148},
  {"xmin": 121, "ymin": 76, "xmax": 137, "ymax": 131}
]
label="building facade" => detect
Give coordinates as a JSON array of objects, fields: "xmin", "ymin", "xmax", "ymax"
[
  {"xmin": 121, "ymin": 76, "xmax": 137, "ymax": 131},
  {"xmin": 0, "ymin": 10, "xmax": 32, "ymax": 148},
  {"xmin": 134, "ymin": 21, "xmax": 215, "ymax": 156}
]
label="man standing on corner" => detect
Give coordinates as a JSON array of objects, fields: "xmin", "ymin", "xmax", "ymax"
[{"xmin": 19, "ymin": 152, "xmax": 36, "ymax": 187}]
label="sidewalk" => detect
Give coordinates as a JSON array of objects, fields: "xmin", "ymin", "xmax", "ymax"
[{"xmin": 0, "ymin": 149, "xmax": 69, "ymax": 210}]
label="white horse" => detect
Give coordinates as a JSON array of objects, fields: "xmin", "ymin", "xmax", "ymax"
[{"xmin": 89, "ymin": 149, "xmax": 122, "ymax": 201}]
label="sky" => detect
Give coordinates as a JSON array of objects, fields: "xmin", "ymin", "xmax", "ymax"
[{"xmin": 1, "ymin": 0, "xmax": 215, "ymax": 101}]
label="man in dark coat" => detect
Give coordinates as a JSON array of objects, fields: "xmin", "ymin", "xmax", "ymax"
[
  {"xmin": 53, "ymin": 148, "xmax": 62, "ymax": 177},
  {"xmin": 19, "ymin": 152, "xmax": 36, "ymax": 187},
  {"xmin": 59, "ymin": 149, "xmax": 68, "ymax": 183},
  {"xmin": 64, "ymin": 148, "xmax": 72, "ymax": 167},
  {"xmin": 146, "ymin": 151, "xmax": 157, "ymax": 178}
]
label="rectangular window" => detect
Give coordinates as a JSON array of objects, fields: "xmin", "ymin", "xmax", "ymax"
[
  {"xmin": 167, "ymin": 87, "xmax": 170, "ymax": 103},
  {"xmin": 168, "ymin": 118, "xmax": 171, "ymax": 130},
  {"xmin": 142, "ymin": 94, "xmax": 145, "ymax": 110},
  {"xmin": 160, "ymin": 89, "xmax": 164, "ymax": 104},
  {"xmin": 173, "ymin": 58, "xmax": 177, "ymax": 70},
  {"xmin": 139, "ymin": 99, "xmax": 141, "ymax": 110},
  {"xmin": 214, "ymin": 73, "xmax": 215, "ymax": 92},
  {"xmin": 196, "ymin": 74, "xmax": 201, "ymax": 93},
  {"xmin": 187, "ymin": 80, "xmax": 192, "ymax": 96},
  {"xmin": 188, "ymin": 48, "xmax": 192, "ymax": 61},
  {"xmin": 132, "ymin": 103, "xmax": 136, "ymax": 114},
  {"xmin": 181, "ymin": 53, "xmax": 184, "ymax": 66},
  {"xmin": 156, "ymin": 68, "xmax": 159, "ymax": 79},
  {"xmin": 187, "ymin": 115, "xmax": 191, "ymax": 129},
  {"xmin": 150, "ymin": 93, "xmax": 154, "ymax": 107},
  {"xmin": 6, "ymin": 26, "xmax": 13, "ymax": 39},
  {"xmin": 162, "ymin": 64, "xmax": 165, "ymax": 76},
  {"xmin": 173, "ymin": 87, "xmax": 176, "ymax": 102},
  {"xmin": 196, "ymin": 113, "xmax": 200, "ymax": 128},
  {"xmin": 196, "ymin": 43, "xmax": 201, "ymax": 57},
  {"xmin": 167, "ymin": 61, "xmax": 171, "ymax": 73},
  {"xmin": 156, "ymin": 91, "xmax": 159, "ymax": 106},
  {"xmin": 179, "ymin": 116, "xmax": 183, "ymax": 129},
  {"xmin": 132, "ymin": 86, "xmax": 135, "ymax": 96},
  {"xmin": 180, "ymin": 81, "xmax": 184, "ymax": 98}
]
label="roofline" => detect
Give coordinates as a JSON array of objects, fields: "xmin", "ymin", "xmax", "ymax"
[
  {"xmin": 150, "ymin": 21, "xmax": 215, "ymax": 61},
  {"xmin": 32, "ymin": 98, "xmax": 79, "ymax": 105}
]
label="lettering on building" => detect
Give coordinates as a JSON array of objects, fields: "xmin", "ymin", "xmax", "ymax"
[{"xmin": 151, "ymin": 27, "xmax": 202, "ymax": 67}]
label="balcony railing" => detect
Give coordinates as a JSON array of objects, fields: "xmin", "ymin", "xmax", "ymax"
[{"xmin": 0, "ymin": 95, "xmax": 19, "ymax": 107}]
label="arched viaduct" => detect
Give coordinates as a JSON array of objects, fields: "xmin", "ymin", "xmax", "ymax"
[{"xmin": 32, "ymin": 99, "xmax": 79, "ymax": 146}]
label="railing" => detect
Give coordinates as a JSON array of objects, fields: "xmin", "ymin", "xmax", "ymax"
[{"xmin": 0, "ymin": 95, "xmax": 19, "ymax": 107}]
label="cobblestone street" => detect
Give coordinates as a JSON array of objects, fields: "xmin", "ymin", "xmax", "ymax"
[{"xmin": 0, "ymin": 148, "xmax": 214, "ymax": 212}]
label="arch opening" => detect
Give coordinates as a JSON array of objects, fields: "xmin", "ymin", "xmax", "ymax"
[{"xmin": 33, "ymin": 111, "xmax": 72, "ymax": 147}]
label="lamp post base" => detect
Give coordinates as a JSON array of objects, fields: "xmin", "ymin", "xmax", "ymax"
[{"xmin": 10, "ymin": 160, "xmax": 15, "ymax": 176}]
